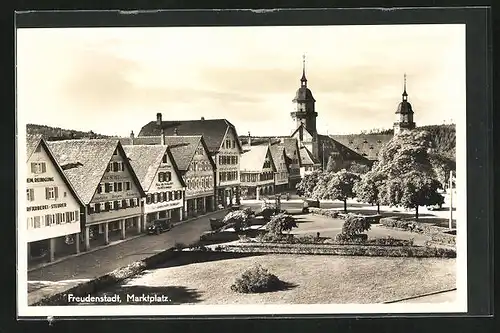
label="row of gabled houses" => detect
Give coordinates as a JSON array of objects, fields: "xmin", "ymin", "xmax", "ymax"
[{"xmin": 24, "ymin": 116, "xmax": 309, "ymax": 264}]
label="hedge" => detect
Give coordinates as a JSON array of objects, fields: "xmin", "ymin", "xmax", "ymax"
[
  {"xmin": 429, "ymin": 232, "xmax": 456, "ymax": 247},
  {"xmin": 32, "ymin": 248, "xmax": 178, "ymax": 306},
  {"xmin": 308, "ymin": 208, "xmax": 382, "ymax": 224},
  {"xmin": 380, "ymin": 217, "xmax": 454, "ymax": 235},
  {"xmin": 227, "ymin": 242, "xmax": 456, "ymax": 258}
]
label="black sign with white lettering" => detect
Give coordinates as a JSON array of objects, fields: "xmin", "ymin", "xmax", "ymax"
[{"xmin": 27, "ymin": 177, "xmax": 54, "ymax": 183}]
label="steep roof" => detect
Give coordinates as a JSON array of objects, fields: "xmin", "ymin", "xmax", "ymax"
[
  {"xmin": 47, "ymin": 139, "xmax": 144, "ymax": 203},
  {"xmin": 269, "ymin": 144, "xmax": 289, "ymax": 172},
  {"xmin": 138, "ymin": 118, "xmax": 242, "ymax": 153},
  {"xmin": 122, "ymin": 145, "xmax": 186, "ymax": 191},
  {"xmin": 329, "ymin": 134, "xmax": 392, "ymax": 161},
  {"xmin": 26, "ymin": 135, "xmax": 85, "ymax": 206},
  {"xmin": 280, "ymin": 137, "xmax": 301, "ymax": 165},
  {"xmin": 162, "ymin": 135, "xmax": 215, "ymax": 172},
  {"xmin": 26, "ymin": 134, "xmax": 43, "ymax": 161},
  {"xmin": 299, "ymin": 146, "xmax": 318, "ymax": 166},
  {"xmin": 240, "ymin": 145, "xmax": 272, "ymax": 173}
]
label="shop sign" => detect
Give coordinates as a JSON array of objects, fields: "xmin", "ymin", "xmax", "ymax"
[
  {"xmin": 92, "ymin": 191, "xmax": 137, "ymax": 202},
  {"xmin": 27, "ymin": 177, "xmax": 54, "ymax": 183},
  {"xmin": 145, "ymin": 200, "xmax": 182, "ymax": 212},
  {"xmin": 101, "ymin": 174, "xmax": 130, "ymax": 182},
  {"xmin": 27, "ymin": 202, "xmax": 67, "ymax": 212},
  {"xmin": 155, "ymin": 181, "xmax": 174, "ymax": 190}
]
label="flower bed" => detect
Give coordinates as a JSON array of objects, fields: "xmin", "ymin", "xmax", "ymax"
[
  {"xmin": 380, "ymin": 217, "xmax": 453, "ymax": 235},
  {"xmin": 221, "ymin": 242, "xmax": 456, "ymax": 258},
  {"xmin": 309, "ymin": 208, "xmax": 382, "ymax": 224}
]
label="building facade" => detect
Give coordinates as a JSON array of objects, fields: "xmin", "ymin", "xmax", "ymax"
[
  {"xmin": 240, "ymin": 145, "xmax": 277, "ymax": 200},
  {"xmin": 137, "ymin": 115, "xmax": 242, "ymax": 208},
  {"xmin": 162, "ymin": 135, "xmax": 216, "ymax": 218},
  {"xmin": 269, "ymin": 144, "xmax": 289, "ymax": 193},
  {"xmin": 47, "ymin": 139, "xmax": 145, "ymax": 251},
  {"xmin": 123, "ymin": 145, "xmax": 185, "ymax": 225},
  {"xmin": 279, "ymin": 137, "xmax": 302, "ymax": 189},
  {"xmin": 25, "ymin": 135, "xmax": 83, "ymax": 263}
]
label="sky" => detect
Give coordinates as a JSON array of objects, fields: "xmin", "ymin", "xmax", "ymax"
[{"xmin": 16, "ymin": 24, "xmax": 465, "ymax": 137}]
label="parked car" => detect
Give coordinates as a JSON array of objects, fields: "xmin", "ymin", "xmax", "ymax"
[
  {"xmin": 147, "ymin": 218, "xmax": 172, "ymax": 235},
  {"xmin": 302, "ymin": 198, "xmax": 320, "ymax": 213}
]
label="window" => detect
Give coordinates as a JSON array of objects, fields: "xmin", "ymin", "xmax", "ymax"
[
  {"xmin": 26, "ymin": 188, "xmax": 35, "ymax": 201},
  {"xmin": 122, "ymin": 199, "xmax": 127, "ymax": 208},
  {"xmin": 34, "ymin": 216, "xmax": 41, "ymax": 228},
  {"xmin": 100, "ymin": 202, "xmax": 106, "ymax": 211},
  {"xmin": 45, "ymin": 186, "xmax": 58, "ymax": 200},
  {"xmin": 34, "ymin": 145, "xmax": 41, "ymax": 153},
  {"xmin": 75, "ymin": 210, "xmax": 79, "ymax": 222},
  {"xmin": 45, "ymin": 215, "xmax": 51, "ymax": 226},
  {"xmin": 162, "ymin": 154, "xmax": 168, "ymax": 163},
  {"xmin": 113, "ymin": 149, "xmax": 118, "ymax": 156},
  {"xmin": 113, "ymin": 201, "xmax": 119, "ymax": 210},
  {"xmin": 154, "ymin": 193, "xmax": 158, "ymax": 203},
  {"xmin": 133, "ymin": 198, "xmax": 138, "ymax": 206},
  {"xmin": 125, "ymin": 182, "xmax": 131, "ymax": 190},
  {"xmin": 117, "ymin": 182, "xmax": 123, "ymax": 191},
  {"xmin": 30, "ymin": 162, "xmax": 47, "ymax": 174},
  {"xmin": 117, "ymin": 200, "xmax": 122, "ymax": 209},
  {"xmin": 112, "ymin": 162, "xmax": 118, "ymax": 172},
  {"xmin": 146, "ymin": 194, "xmax": 152, "ymax": 204},
  {"xmin": 168, "ymin": 192, "xmax": 172, "ymax": 201}
]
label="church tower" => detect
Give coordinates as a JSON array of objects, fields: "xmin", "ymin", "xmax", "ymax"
[
  {"xmin": 291, "ymin": 55, "xmax": 318, "ymax": 136},
  {"xmin": 393, "ymin": 73, "xmax": 416, "ymax": 135}
]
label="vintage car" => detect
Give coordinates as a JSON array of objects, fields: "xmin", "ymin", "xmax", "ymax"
[
  {"xmin": 147, "ymin": 218, "xmax": 172, "ymax": 235},
  {"xmin": 302, "ymin": 198, "xmax": 320, "ymax": 213}
]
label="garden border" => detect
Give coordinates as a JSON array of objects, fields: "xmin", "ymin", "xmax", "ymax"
[{"xmin": 215, "ymin": 242, "xmax": 456, "ymax": 258}]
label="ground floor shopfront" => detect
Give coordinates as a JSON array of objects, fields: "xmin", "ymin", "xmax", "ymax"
[
  {"xmin": 27, "ymin": 233, "xmax": 80, "ymax": 266},
  {"xmin": 144, "ymin": 206, "xmax": 183, "ymax": 224},
  {"xmin": 274, "ymin": 182, "xmax": 289, "ymax": 194},
  {"xmin": 240, "ymin": 182, "xmax": 274, "ymax": 200},
  {"xmin": 185, "ymin": 195, "xmax": 215, "ymax": 218},
  {"xmin": 216, "ymin": 186, "xmax": 240, "ymax": 207},
  {"xmin": 82, "ymin": 214, "xmax": 142, "ymax": 251}
]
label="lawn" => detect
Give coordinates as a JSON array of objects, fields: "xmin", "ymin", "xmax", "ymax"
[{"xmin": 95, "ymin": 253, "xmax": 456, "ymax": 305}]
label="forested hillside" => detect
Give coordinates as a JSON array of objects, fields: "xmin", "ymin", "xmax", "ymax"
[
  {"xmin": 26, "ymin": 124, "xmax": 109, "ymax": 140},
  {"xmin": 360, "ymin": 124, "xmax": 456, "ymax": 160}
]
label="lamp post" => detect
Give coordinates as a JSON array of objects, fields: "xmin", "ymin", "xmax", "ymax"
[
  {"xmin": 322, "ymin": 142, "xmax": 325, "ymax": 171},
  {"xmin": 449, "ymin": 170, "xmax": 453, "ymax": 230}
]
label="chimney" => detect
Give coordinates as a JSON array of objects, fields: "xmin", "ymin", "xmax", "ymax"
[
  {"xmin": 161, "ymin": 128, "xmax": 165, "ymax": 145},
  {"xmin": 201, "ymin": 117, "xmax": 205, "ymax": 121},
  {"xmin": 268, "ymin": 138, "xmax": 272, "ymax": 146},
  {"xmin": 247, "ymin": 132, "xmax": 251, "ymax": 146},
  {"xmin": 156, "ymin": 112, "xmax": 162, "ymax": 126},
  {"xmin": 173, "ymin": 127, "xmax": 178, "ymax": 136},
  {"xmin": 130, "ymin": 130, "xmax": 135, "ymax": 145}
]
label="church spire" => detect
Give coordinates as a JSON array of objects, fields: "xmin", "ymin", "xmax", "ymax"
[
  {"xmin": 402, "ymin": 73, "xmax": 408, "ymax": 100},
  {"xmin": 301, "ymin": 54, "xmax": 307, "ymax": 87}
]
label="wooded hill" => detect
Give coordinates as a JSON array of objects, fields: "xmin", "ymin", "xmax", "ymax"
[
  {"xmin": 358, "ymin": 124, "xmax": 456, "ymax": 161},
  {"xmin": 26, "ymin": 124, "xmax": 110, "ymax": 140}
]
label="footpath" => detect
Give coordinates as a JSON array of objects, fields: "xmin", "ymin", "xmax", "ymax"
[{"xmin": 27, "ymin": 209, "xmax": 227, "ymax": 305}]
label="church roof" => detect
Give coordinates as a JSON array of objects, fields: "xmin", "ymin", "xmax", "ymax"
[
  {"xmin": 329, "ymin": 134, "xmax": 392, "ymax": 161},
  {"xmin": 138, "ymin": 117, "xmax": 242, "ymax": 153},
  {"xmin": 396, "ymin": 100, "xmax": 414, "ymax": 114},
  {"xmin": 293, "ymin": 86, "xmax": 316, "ymax": 103}
]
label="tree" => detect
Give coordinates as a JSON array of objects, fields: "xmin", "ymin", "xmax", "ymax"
[
  {"xmin": 220, "ymin": 209, "xmax": 253, "ymax": 232},
  {"xmin": 295, "ymin": 170, "xmax": 322, "ymax": 197},
  {"xmin": 326, "ymin": 155, "xmax": 342, "ymax": 172},
  {"xmin": 345, "ymin": 161, "xmax": 371, "ymax": 174},
  {"xmin": 429, "ymin": 152, "xmax": 456, "ymax": 189},
  {"xmin": 372, "ymin": 130, "xmax": 445, "ymax": 219},
  {"xmin": 353, "ymin": 170, "xmax": 384, "ymax": 214},
  {"xmin": 379, "ymin": 170, "xmax": 444, "ymax": 219},
  {"xmin": 325, "ymin": 170, "xmax": 361, "ymax": 213},
  {"xmin": 266, "ymin": 213, "xmax": 298, "ymax": 235},
  {"xmin": 310, "ymin": 171, "xmax": 335, "ymax": 200}
]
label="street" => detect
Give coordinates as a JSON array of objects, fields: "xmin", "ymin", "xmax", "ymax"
[{"xmin": 28, "ymin": 210, "xmax": 228, "ymax": 283}]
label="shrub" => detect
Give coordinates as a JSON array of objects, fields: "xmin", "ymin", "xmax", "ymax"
[
  {"xmin": 334, "ymin": 232, "xmax": 368, "ymax": 244},
  {"xmin": 368, "ymin": 236, "xmax": 414, "ymax": 247},
  {"xmin": 221, "ymin": 209, "xmax": 253, "ymax": 231},
  {"xmin": 266, "ymin": 213, "xmax": 298, "ymax": 235},
  {"xmin": 308, "ymin": 208, "xmax": 340, "ymax": 218},
  {"xmin": 256, "ymin": 232, "xmax": 294, "ymax": 243},
  {"xmin": 230, "ymin": 264, "xmax": 285, "ymax": 293},
  {"xmin": 342, "ymin": 214, "xmax": 371, "ymax": 236},
  {"xmin": 174, "ymin": 242, "xmax": 186, "ymax": 250},
  {"xmin": 380, "ymin": 217, "xmax": 409, "ymax": 229},
  {"xmin": 430, "ymin": 233, "xmax": 456, "ymax": 246}
]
